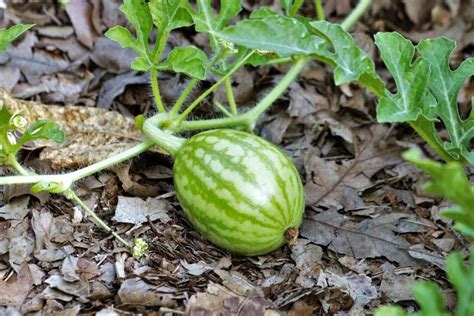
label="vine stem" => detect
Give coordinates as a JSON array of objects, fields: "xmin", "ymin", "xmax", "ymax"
[
  {"xmin": 175, "ymin": 51, "xmax": 255, "ymax": 124},
  {"xmin": 225, "ymin": 78, "xmax": 238, "ymax": 115},
  {"xmin": 213, "ymin": 101, "xmax": 233, "ymax": 117},
  {"xmin": 5, "ymin": 154, "xmax": 131, "ymax": 248},
  {"xmin": 171, "ymin": 57, "xmax": 309, "ymax": 133},
  {"xmin": 243, "ymin": 57, "xmax": 309, "ymax": 127},
  {"xmin": 142, "ymin": 113, "xmax": 186, "ymax": 156},
  {"xmin": 7, "ymin": 154, "xmax": 29, "ymax": 176},
  {"xmin": 0, "ymin": 140, "xmax": 155, "ymax": 186},
  {"xmin": 66, "ymin": 190, "xmax": 130, "ymax": 247},
  {"xmin": 150, "ymin": 68, "xmax": 166, "ymax": 113},
  {"xmin": 341, "ymin": 0, "xmax": 373, "ymax": 31},
  {"xmin": 169, "ymin": 78, "xmax": 199, "ymax": 118},
  {"xmin": 314, "ymin": 0, "xmax": 325, "ymax": 20}
]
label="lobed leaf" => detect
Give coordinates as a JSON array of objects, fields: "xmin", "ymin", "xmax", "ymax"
[
  {"xmin": 104, "ymin": 26, "xmax": 136, "ymax": 49},
  {"xmin": 22, "ymin": 120, "xmax": 65, "ymax": 144},
  {"xmin": 417, "ymin": 38, "xmax": 474, "ymax": 163},
  {"xmin": 149, "ymin": 0, "xmax": 193, "ymax": 35},
  {"xmin": 119, "ymin": 0, "xmax": 153, "ymax": 51},
  {"xmin": 446, "ymin": 249, "xmax": 474, "ymax": 315},
  {"xmin": 105, "ymin": 0, "xmax": 153, "ymax": 70},
  {"xmin": 374, "ymin": 306, "xmax": 407, "ymax": 316},
  {"xmin": 0, "ymin": 24, "xmax": 34, "ymax": 53},
  {"xmin": 159, "ymin": 46, "xmax": 208, "ymax": 79},
  {"xmin": 403, "ymin": 148, "xmax": 474, "ymax": 238},
  {"xmin": 309, "ymin": 21, "xmax": 384, "ymax": 96},
  {"xmin": 412, "ymin": 281, "xmax": 450, "ymax": 316},
  {"xmin": 374, "ymin": 32, "xmax": 436, "ymax": 123},
  {"xmin": 279, "ymin": 0, "xmax": 304, "ymax": 16},
  {"xmin": 193, "ymin": 0, "xmax": 241, "ymax": 34}
]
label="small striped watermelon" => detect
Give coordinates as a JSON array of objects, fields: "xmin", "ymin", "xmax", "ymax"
[{"xmin": 173, "ymin": 129, "xmax": 305, "ymax": 256}]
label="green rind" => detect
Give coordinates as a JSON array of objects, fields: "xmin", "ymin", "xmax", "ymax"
[{"xmin": 173, "ymin": 129, "xmax": 305, "ymax": 256}]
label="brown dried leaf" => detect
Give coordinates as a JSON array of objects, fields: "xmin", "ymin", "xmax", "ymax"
[
  {"xmin": 117, "ymin": 278, "xmax": 177, "ymax": 307},
  {"xmin": 0, "ymin": 264, "xmax": 34, "ymax": 306},
  {"xmin": 65, "ymin": 0, "xmax": 97, "ymax": 48},
  {"xmin": 304, "ymin": 125, "xmax": 402, "ymax": 208},
  {"xmin": 301, "ymin": 210, "xmax": 418, "ymax": 265},
  {"xmin": 112, "ymin": 196, "xmax": 171, "ymax": 225},
  {"xmin": 0, "ymin": 88, "xmax": 165, "ymax": 170},
  {"xmin": 31, "ymin": 210, "xmax": 56, "ymax": 251},
  {"xmin": 187, "ymin": 282, "xmax": 270, "ymax": 316}
]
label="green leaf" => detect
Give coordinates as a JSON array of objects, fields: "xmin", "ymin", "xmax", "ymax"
[
  {"xmin": 412, "ymin": 281, "xmax": 450, "ymax": 316},
  {"xmin": 159, "ymin": 46, "xmax": 208, "ymax": 80},
  {"xmin": 149, "ymin": 0, "xmax": 193, "ymax": 34},
  {"xmin": 218, "ymin": 15, "xmax": 326, "ymax": 57},
  {"xmin": 417, "ymin": 38, "xmax": 474, "ymax": 163},
  {"xmin": 0, "ymin": 24, "xmax": 34, "ymax": 53},
  {"xmin": 0, "ymin": 106, "xmax": 13, "ymax": 132},
  {"xmin": 193, "ymin": 0, "xmax": 241, "ymax": 34},
  {"xmin": 446, "ymin": 249, "xmax": 474, "ymax": 315},
  {"xmin": 250, "ymin": 7, "xmax": 279, "ymax": 19},
  {"xmin": 403, "ymin": 148, "xmax": 474, "ymax": 236},
  {"xmin": 21, "ymin": 120, "xmax": 65, "ymax": 144},
  {"xmin": 119, "ymin": 0, "xmax": 153, "ymax": 51},
  {"xmin": 105, "ymin": 0, "xmax": 153, "ymax": 69},
  {"xmin": 374, "ymin": 306, "xmax": 408, "ymax": 316},
  {"xmin": 374, "ymin": 32, "xmax": 436, "ymax": 123},
  {"xmin": 309, "ymin": 21, "xmax": 384, "ymax": 96},
  {"xmin": 131, "ymin": 56, "xmax": 152, "ymax": 71},
  {"xmin": 279, "ymin": 0, "xmax": 292, "ymax": 15},
  {"xmin": 279, "ymin": 0, "xmax": 304, "ymax": 16},
  {"xmin": 104, "ymin": 26, "xmax": 136, "ymax": 49}
]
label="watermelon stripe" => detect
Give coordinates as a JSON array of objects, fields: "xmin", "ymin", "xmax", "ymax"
[
  {"xmin": 194, "ymin": 134, "xmax": 292, "ymax": 223},
  {"xmin": 177, "ymin": 158, "xmax": 281, "ymax": 232},
  {"xmin": 185, "ymin": 142, "xmax": 288, "ymax": 227},
  {"xmin": 221, "ymin": 133, "xmax": 297, "ymax": 223},
  {"xmin": 173, "ymin": 129, "xmax": 305, "ymax": 256},
  {"xmin": 177, "ymin": 189, "xmax": 284, "ymax": 250}
]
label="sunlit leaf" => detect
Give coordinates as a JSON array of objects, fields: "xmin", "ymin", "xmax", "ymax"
[
  {"xmin": 149, "ymin": 0, "xmax": 193, "ymax": 35},
  {"xmin": 417, "ymin": 38, "xmax": 474, "ymax": 163},
  {"xmin": 159, "ymin": 46, "xmax": 208, "ymax": 79},
  {"xmin": 218, "ymin": 15, "xmax": 325, "ymax": 57},
  {"xmin": 309, "ymin": 21, "xmax": 384, "ymax": 96},
  {"xmin": 403, "ymin": 148, "xmax": 474, "ymax": 238},
  {"xmin": 0, "ymin": 24, "xmax": 34, "ymax": 53},
  {"xmin": 374, "ymin": 32, "xmax": 436, "ymax": 123},
  {"xmin": 21, "ymin": 120, "xmax": 65, "ymax": 144}
]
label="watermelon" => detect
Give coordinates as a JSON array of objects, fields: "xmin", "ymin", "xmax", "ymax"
[{"xmin": 173, "ymin": 129, "xmax": 305, "ymax": 256}]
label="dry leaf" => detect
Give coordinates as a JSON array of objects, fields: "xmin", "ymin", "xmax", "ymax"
[
  {"xmin": 0, "ymin": 264, "xmax": 34, "ymax": 306},
  {"xmin": 0, "ymin": 88, "xmax": 165, "ymax": 170}
]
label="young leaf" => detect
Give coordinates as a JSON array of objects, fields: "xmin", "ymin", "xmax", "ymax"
[
  {"xmin": 412, "ymin": 281, "xmax": 450, "ymax": 316},
  {"xmin": 374, "ymin": 32, "xmax": 436, "ymax": 123},
  {"xmin": 0, "ymin": 105, "xmax": 13, "ymax": 132},
  {"xmin": 446, "ymin": 249, "xmax": 474, "ymax": 315},
  {"xmin": 21, "ymin": 120, "xmax": 65, "ymax": 144},
  {"xmin": 218, "ymin": 15, "xmax": 326, "ymax": 57},
  {"xmin": 104, "ymin": 26, "xmax": 136, "ymax": 50},
  {"xmin": 309, "ymin": 21, "xmax": 384, "ymax": 96},
  {"xmin": 374, "ymin": 306, "xmax": 407, "ymax": 316},
  {"xmin": 417, "ymin": 38, "xmax": 474, "ymax": 163},
  {"xmin": 279, "ymin": 0, "xmax": 304, "ymax": 16},
  {"xmin": 159, "ymin": 46, "xmax": 208, "ymax": 80},
  {"xmin": 0, "ymin": 24, "xmax": 34, "ymax": 53},
  {"xmin": 403, "ymin": 148, "xmax": 474, "ymax": 238},
  {"xmin": 193, "ymin": 0, "xmax": 241, "ymax": 34},
  {"xmin": 105, "ymin": 0, "xmax": 153, "ymax": 69},
  {"xmin": 119, "ymin": 0, "xmax": 153, "ymax": 51},
  {"xmin": 149, "ymin": 0, "xmax": 193, "ymax": 35}
]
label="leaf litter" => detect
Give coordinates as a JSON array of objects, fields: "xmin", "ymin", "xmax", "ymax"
[{"xmin": 0, "ymin": 0, "xmax": 473, "ymax": 314}]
